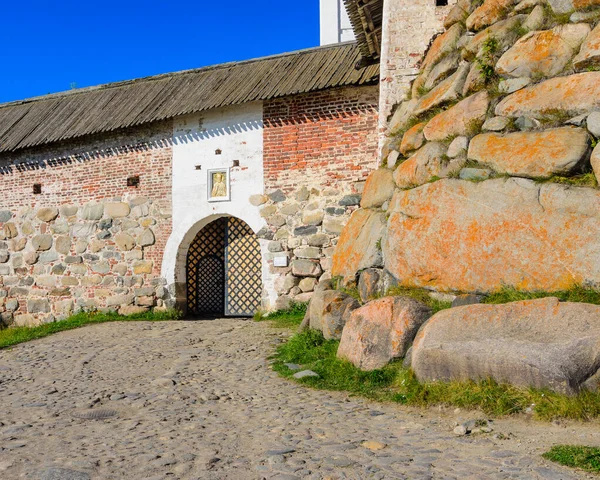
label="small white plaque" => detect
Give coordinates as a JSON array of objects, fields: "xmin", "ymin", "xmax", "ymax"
[{"xmin": 274, "ymin": 255, "xmax": 289, "ymax": 267}]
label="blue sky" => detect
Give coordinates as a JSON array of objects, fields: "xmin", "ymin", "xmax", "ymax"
[{"xmin": 1, "ymin": 1, "xmax": 319, "ymax": 104}]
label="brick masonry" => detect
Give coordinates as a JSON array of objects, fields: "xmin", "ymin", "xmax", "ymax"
[
  {"xmin": 0, "ymin": 124, "xmax": 173, "ymax": 324},
  {"xmin": 263, "ymin": 85, "xmax": 379, "ymax": 194},
  {"xmin": 0, "ymin": 84, "xmax": 381, "ymax": 322}
]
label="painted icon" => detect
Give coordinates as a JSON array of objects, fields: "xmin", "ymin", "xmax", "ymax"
[{"xmin": 208, "ymin": 168, "xmax": 230, "ymax": 202}]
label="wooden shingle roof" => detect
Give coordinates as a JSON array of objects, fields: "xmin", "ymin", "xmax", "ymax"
[
  {"xmin": 344, "ymin": 0, "xmax": 384, "ymax": 64},
  {"xmin": 0, "ymin": 42, "xmax": 379, "ymax": 154}
]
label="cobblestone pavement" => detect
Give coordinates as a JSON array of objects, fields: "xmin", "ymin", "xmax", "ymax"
[{"xmin": 0, "ymin": 319, "xmax": 598, "ymax": 479}]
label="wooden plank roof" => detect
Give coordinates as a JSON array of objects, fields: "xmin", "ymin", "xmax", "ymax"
[
  {"xmin": 0, "ymin": 42, "xmax": 379, "ymax": 154},
  {"xmin": 344, "ymin": 0, "xmax": 384, "ymax": 64}
]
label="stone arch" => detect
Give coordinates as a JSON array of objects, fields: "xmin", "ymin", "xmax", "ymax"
[{"xmin": 168, "ymin": 214, "xmax": 268, "ymax": 316}]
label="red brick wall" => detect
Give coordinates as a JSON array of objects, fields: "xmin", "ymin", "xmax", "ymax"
[
  {"xmin": 0, "ymin": 126, "xmax": 173, "ymax": 273},
  {"xmin": 263, "ymin": 85, "xmax": 379, "ymax": 194}
]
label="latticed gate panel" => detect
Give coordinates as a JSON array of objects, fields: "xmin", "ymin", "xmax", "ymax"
[
  {"xmin": 225, "ymin": 217, "xmax": 263, "ymax": 316},
  {"xmin": 186, "ymin": 218, "xmax": 226, "ymax": 315}
]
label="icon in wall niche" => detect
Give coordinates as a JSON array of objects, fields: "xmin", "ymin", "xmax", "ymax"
[{"xmin": 208, "ymin": 168, "xmax": 230, "ymax": 202}]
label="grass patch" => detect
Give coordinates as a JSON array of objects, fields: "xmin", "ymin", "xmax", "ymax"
[
  {"xmin": 483, "ymin": 285, "xmax": 600, "ymax": 306},
  {"xmin": 535, "ymin": 173, "xmax": 598, "ymax": 188},
  {"xmin": 385, "ymin": 286, "xmax": 452, "ymax": 314},
  {"xmin": 0, "ymin": 309, "xmax": 181, "ymax": 350},
  {"xmin": 476, "ymin": 36, "xmax": 500, "ymax": 84},
  {"xmin": 272, "ymin": 329, "xmax": 401, "ymax": 398},
  {"xmin": 254, "ymin": 302, "xmax": 307, "ymax": 329},
  {"xmin": 543, "ymin": 445, "xmax": 600, "ymax": 473},
  {"xmin": 272, "ymin": 329, "xmax": 600, "ymax": 421}
]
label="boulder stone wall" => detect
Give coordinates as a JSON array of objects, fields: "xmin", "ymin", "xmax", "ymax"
[
  {"xmin": 253, "ymin": 186, "xmax": 363, "ymax": 308},
  {"xmin": 411, "ymin": 298, "xmax": 600, "ymax": 394},
  {"xmin": 0, "ymin": 199, "xmax": 172, "ymax": 326},
  {"xmin": 334, "ymin": 0, "xmax": 600, "ymax": 294}
]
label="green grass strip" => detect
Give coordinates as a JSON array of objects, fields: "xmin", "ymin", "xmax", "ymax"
[
  {"xmin": 483, "ymin": 285, "xmax": 600, "ymax": 306},
  {"xmin": 543, "ymin": 445, "xmax": 600, "ymax": 473},
  {"xmin": 272, "ymin": 329, "xmax": 600, "ymax": 421},
  {"xmin": 0, "ymin": 309, "xmax": 181, "ymax": 349},
  {"xmin": 254, "ymin": 302, "xmax": 307, "ymax": 330}
]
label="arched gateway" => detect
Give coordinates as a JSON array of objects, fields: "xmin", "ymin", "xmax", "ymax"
[{"xmin": 186, "ymin": 216, "xmax": 262, "ymax": 317}]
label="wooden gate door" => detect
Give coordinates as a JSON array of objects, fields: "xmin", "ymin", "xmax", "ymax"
[
  {"xmin": 186, "ymin": 217, "xmax": 262, "ymax": 317},
  {"xmin": 224, "ymin": 217, "xmax": 262, "ymax": 316}
]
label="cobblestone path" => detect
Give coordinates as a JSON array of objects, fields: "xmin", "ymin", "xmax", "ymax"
[{"xmin": 0, "ymin": 319, "xmax": 598, "ymax": 479}]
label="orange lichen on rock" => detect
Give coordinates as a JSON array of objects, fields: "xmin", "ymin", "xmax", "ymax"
[
  {"xmin": 360, "ymin": 168, "xmax": 395, "ymax": 208},
  {"xmin": 331, "ymin": 209, "xmax": 386, "ymax": 279},
  {"xmin": 496, "ymin": 24, "xmax": 590, "ymax": 78},
  {"xmin": 423, "ymin": 91, "xmax": 489, "ymax": 142},
  {"xmin": 467, "ymin": 127, "xmax": 589, "ymax": 177},
  {"xmin": 384, "ymin": 178, "xmax": 600, "ymax": 292},
  {"xmin": 400, "ymin": 122, "xmax": 427, "ymax": 155},
  {"xmin": 574, "ymin": 23, "xmax": 600, "ymax": 70},
  {"xmin": 466, "ymin": 0, "xmax": 516, "ymax": 31},
  {"xmin": 337, "ymin": 296, "xmax": 431, "ymax": 371},
  {"xmin": 496, "ymin": 72, "xmax": 600, "ymax": 117}
]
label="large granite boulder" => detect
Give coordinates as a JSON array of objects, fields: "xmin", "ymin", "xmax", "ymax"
[
  {"xmin": 338, "ymin": 297, "xmax": 432, "ymax": 371},
  {"xmin": 393, "ymin": 142, "xmax": 448, "ymax": 188},
  {"xmin": 411, "ymin": 298, "xmax": 600, "ymax": 394},
  {"xmin": 467, "ymin": 127, "xmax": 590, "ymax": 178},
  {"xmin": 423, "ymin": 91, "xmax": 489, "ymax": 142},
  {"xmin": 573, "ymin": 22, "xmax": 600, "ymax": 70},
  {"xmin": 331, "ymin": 209, "xmax": 386, "ymax": 279},
  {"xmin": 467, "ymin": 0, "xmax": 517, "ymax": 32},
  {"xmin": 496, "ymin": 72, "xmax": 600, "ymax": 118},
  {"xmin": 360, "ymin": 169, "xmax": 395, "ymax": 208},
  {"xmin": 308, "ymin": 290, "xmax": 360, "ymax": 340},
  {"xmin": 496, "ymin": 24, "xmax": 590, "ymax": 78},
  {"xmin": 384, "ymin": 178, "xmax": 600, "ymax": 292}
]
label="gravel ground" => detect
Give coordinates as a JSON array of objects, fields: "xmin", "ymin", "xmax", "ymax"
[{"xmin": 0, "ymin": 318, "xmax": 598, "ymax": 479}]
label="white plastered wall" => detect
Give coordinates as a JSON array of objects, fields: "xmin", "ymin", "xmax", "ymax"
[{"xmin": 161, "ymin": 102, "xmax": 277, "ymax": 312}]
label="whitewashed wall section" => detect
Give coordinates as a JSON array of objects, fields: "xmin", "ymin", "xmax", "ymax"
[{"xmin": 161, "ymin": 102, "xmax": 278, "ymax": 311}]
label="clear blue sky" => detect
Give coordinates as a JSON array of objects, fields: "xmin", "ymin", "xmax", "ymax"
[{"xmin": 1, "ymin": 1, "xmax": 320, "ymax": 104}]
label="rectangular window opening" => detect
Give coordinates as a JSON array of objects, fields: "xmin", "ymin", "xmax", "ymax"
[
  {"xmin": 127, "ymin": 175, "xmax": 140, "ymax": 188},
  {"xmin": 436, "ymin": 0, "xmax": 448, "ymax": 6},
  {"xmin": 33, "ymin": 183, "xmax": 42, "ymax": 194}
]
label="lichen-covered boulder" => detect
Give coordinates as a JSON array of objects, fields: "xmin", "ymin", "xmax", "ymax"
[
  {"xmin": 384, "ymin": 178, "xmax": 600, "ymax": 292},
  {"xmin": 308, "ymin": 290, "xmax": 360, "ymax": 340},
  {"xmin": 423, "ymin": 91, "xmax": 489, "ymax": 142},
  {"xmin": 496, "ymin": 24, "xmax": 590, "ymax": 78},
  {"xmin": 412, "ymin": 298, "xmax": 600, "ymax": 394},
  {"xmin": 399, "ymin": 122, "xmax": 427, "ymax": 155},
  {"xmin": 547, "ymin": 0, "xmax": 600, "ymax": 14},
  {"xmin": 412, "ymin": 65, "xmax": 470, "ymax": 118},
  {"xmin": 573, "ymin": 22, "xmax": 600, "ymax": 70},
  {"xmin": 393, "ymin": 143, "xmax": 448, "ymax": 188},
  {"xmin": 467, "ymin": 0, "xmax": 517, "ymax": 32},
  {"xmin": 496, "ymin": 72, "xmax": 600, "ymax": 118},
  {"xmin": 337, "ymin": 297, "xmax": 431, "ymax": 371},
  {"xmin": 332, "ymin": 209, "xmax": 385, "ymax": 279},
  {"xmin": 467, "ymin": 127, "xmax": 590, "ymax": 178},
  {"xmin": 360, "ymin": 169, "xmax": 395, "ymax": 208}
]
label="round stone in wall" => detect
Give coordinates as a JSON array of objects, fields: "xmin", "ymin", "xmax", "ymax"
[{"xmin": 36, "ymin": 207, "xmax": 59, "ymax": 223}]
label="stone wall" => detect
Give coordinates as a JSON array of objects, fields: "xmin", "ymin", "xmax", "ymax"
[
  {"xmin": 263, "ymin": 85, "xmax": 379, "ymax": 194},
  {"xmin": 252, "ymin": 186, "xmax": 362, "ymax": 309},
  {"xmin": 333, "ymin": 0, "xmax": 600, "ymax": 294},
  {"xmin": 0, "ymin": 125, "xmax": 173, "ymax": 325}
]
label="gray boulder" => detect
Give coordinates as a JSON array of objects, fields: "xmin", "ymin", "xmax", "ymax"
[
  {"xmin": 412, "ymin": 298, "xmax": 600, "ymax": 394},
  {"xmin": 337, "ymin": 296, "xmax": 432, "ymax": 371},
  {"xmin": 308, "ymin": 289, "xmax": 360, "ymax": 340}
]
